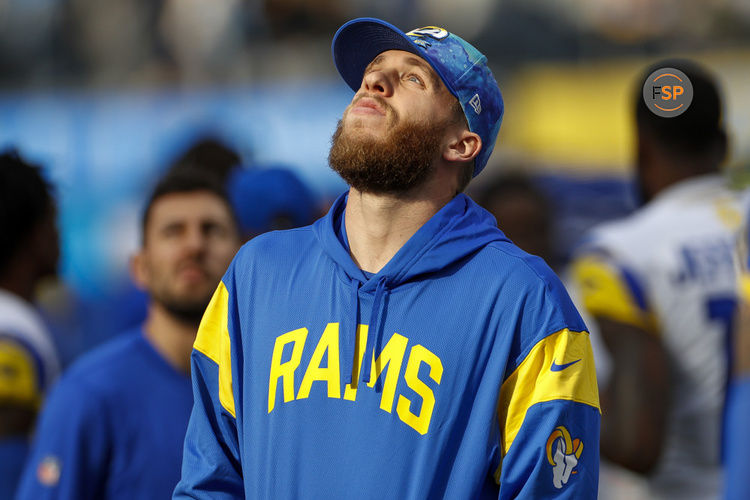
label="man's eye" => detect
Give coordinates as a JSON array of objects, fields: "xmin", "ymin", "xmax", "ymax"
[
  {"xmin": 407, "ymin": 74, "xmax": 423, "ymax": 85},
  {"xmin": 162, "ymin": 225, "xmax": 181, "ymax": 237},
  {"xmin": 205, "ymin": 223, "xmax": 228, "ymax": 238}
]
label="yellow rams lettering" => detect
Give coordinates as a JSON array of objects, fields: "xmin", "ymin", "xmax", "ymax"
[
  {"xmin": 297, "ymin": 323, "xmax": 341, "ymax": 400},
  {"xmin": 268, "ymin": 327, "xmax": 308, "ymax": 413},
  {"xmin": 397, "ymin": 345, "xmax": 443, "ymax": 435},
  {"xmin": 267, "ymin": 323, "xmax": 443, "ymax": 435},
  {"xmin": 343, "ymin": 324, "xmax": 369, "ymax": 401},
  {"xmin": 366, "ymin": 332, "xmax": 408, "ymax": 413}
]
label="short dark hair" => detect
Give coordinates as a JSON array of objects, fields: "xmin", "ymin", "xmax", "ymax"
[
  {"xmin": 0, "ymin": 151, "xmax": 55, "ymax": 273},
  {"xmin": 635, "ymin": 59, "xmax": 726, "ymax": 161},
  {"xmin": 475, "ymin": 172, "xmax": 550, "ymax": 218},
  {"xmin": 167, "ymin": 136, "xmax": 241, "ymax": 183},
  {"xmin": 141, "ymin": 167, "xmax": 239, "ymax": 244}
]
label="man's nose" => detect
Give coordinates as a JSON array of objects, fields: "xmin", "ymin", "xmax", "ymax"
[
  {"xmin": 362, "ymin": 69, "xmax": 393, "ymax": 96},
  {"xmin": 183, "ymin": 226, "xmax": 207, "ymax": 254}
]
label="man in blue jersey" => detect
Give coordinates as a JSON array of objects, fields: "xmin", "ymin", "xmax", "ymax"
[
  {"xmin": 16, "ymin": 168, "xmax": 241, "ymax": 499},
  {"xmin": 175, "ymin": 18, "xmax": 600, "ymax": 499}
]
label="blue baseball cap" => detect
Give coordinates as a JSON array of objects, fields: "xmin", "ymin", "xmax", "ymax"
[
  {"xmin": 332, "ymin": 17, "xmax": 504, "ymax": 177},
  {"xmin": 227, "ymin": 166, "xmax": 317, "ymax": 237}
]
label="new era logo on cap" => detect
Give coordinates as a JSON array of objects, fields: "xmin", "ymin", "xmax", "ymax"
[
  {"xmin": 332, "ymin": 18, "xmax": 504, "ymax": 177},
  {"xmin": 469, "ymin": 94, "xmax": 482, "ymax": 114}
]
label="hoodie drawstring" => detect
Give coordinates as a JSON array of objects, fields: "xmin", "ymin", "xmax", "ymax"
[
  {"xmin": 341, "ymin": 278, "xmax": 360, "ymax": 386},
  {"xmin": 361, "ymin": 276, "xmax": 388, "ymax": 392}
]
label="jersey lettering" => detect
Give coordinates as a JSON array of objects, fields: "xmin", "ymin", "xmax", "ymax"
[
  {"xmin": 268, "ymin": 328, "xmax": 308, "ymax": 413},
  {"xmin": 267, "ymin": 323, "xmax": 443, "ymax": 435},
  {"xmin": 343, "ymin": 324, "xmax": 369, "ymax": 401},
  {"xmin": 396, "ymin": 344, "xmax": 443, "ymax": 435},
  {"xmin": 367, "ymin": 332, "xmax": 408, "ymax": 413},
  {"xmin": 672, "ymin": 240, "xmax": 735, "ymax": 285},
  {"xmin": 297, "ymin": 323, "xmax": 341, "ymax": 400}
]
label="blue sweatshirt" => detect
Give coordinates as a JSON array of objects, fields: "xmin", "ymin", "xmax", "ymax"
[
  {"xmin": 16, "ymin": 329, "xmax": 193, "ymax": 500},
  {"xmin": 724, "ymin": 219, "xmax": 750, "ymax": 500},
  {"xmin": 175, "ymin": 192, "xmax": 600, "ymax": 499},
  {"xmin": 724, "ymin": 377, "xmax": 750, "ymax": 500}
]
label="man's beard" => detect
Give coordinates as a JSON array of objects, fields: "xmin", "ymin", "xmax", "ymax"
[
  {"xmin": 157, "ymin": 295, "xmax": 210, "ymax": 325},
  {"xmin": 151, "ymin": 280, "xmax": 214, "ymax": 326},
  {"xmin": 328, "ymin": 110, "xmax": 447, "ymax": 194}
]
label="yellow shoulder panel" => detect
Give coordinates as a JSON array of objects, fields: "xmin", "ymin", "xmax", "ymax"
[
  {"xmin": 571, "ymin": 255, "xmax": 657, "ymax": 333},
  {"xmin": 193, "ymin": 282, "xmax": 236, "ymax": 418},
  {"xmin": 497, "ymin": 329, "xmax": 600, "ymax": 458},
  {"xmin": 0, "ymin": 338, "xmax": 41, "ymax": 408}
]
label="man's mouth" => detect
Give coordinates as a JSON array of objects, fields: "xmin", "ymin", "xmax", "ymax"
[
  {"xmin": 177, "ymin": 264, "xmax": 208, "ymax": 282},
  {"xmin": 351, "ymin": 96, "xmax": 386, "ymax": 116}
]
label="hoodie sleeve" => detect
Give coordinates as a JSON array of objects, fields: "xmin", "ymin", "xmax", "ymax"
[
  {"xmin": 724, "ymin": 376, "xmax": 750, "ymax": 500},
  {"xmin": 174, "ymin": 279, "xmax": 243, "ymax": 499},
  {"xmin": 493, "ymin": 276, "xmax": 601, "ymax": 499},
  {"xmin": 724, "ymin": 224, "xmax": 750, "ymax": 500}
]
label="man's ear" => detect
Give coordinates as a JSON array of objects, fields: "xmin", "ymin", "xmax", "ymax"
[
  {"xmin": 130, "ymin": 252, "xmax": 149, "ymax": 290},
  {"xmin": 443, "ymin": 130, "xmax": 481, "ymax": 163}
]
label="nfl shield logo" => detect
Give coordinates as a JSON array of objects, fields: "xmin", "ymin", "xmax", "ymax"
[{"xmin": 37, "ymin": 455, "xmax": 61, "ymax": 486}]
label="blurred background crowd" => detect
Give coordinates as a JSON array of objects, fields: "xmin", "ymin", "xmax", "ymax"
[{"xmin": 1, "ymin": 0, "xmax": 750, "ymax": 498}]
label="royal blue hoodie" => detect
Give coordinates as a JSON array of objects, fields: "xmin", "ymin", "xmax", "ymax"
[{"xmin": 174, "ymin": 192, "xmax": 600, "ymax": 499}]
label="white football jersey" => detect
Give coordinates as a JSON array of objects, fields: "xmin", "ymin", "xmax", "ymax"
[
  {"xmin": 570, "ymin": 174, "xmax": 746, "ymax": 500},
  {"xmin": 0, "ymin": 288, "xmax": 60, "ymax": 405}
]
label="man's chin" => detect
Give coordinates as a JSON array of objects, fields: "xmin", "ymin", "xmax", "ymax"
[
  {"xmin": 173, "ymin": 277, "xmax": 216, "ymax": 296},
  {"xmin": 162, "ymin": 301, "xmax": 210, "ymax": 325},
  {"xmin": 155, "ymin": 289, "xmax": 215, "ymax": 324},
  {"xmin": 340, "ymin": 123, "xmax": 387, "ymax": 146}
]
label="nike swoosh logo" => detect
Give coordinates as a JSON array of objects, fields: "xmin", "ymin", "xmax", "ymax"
[{"xmin": 550, "ymin": 359, "xmax": 581, "ymax": 372}]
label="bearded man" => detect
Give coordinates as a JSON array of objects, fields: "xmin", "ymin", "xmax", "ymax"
[
  {"xmin": 175, "ymin": 18, "xmax": 600, "ymax": 499},
  {"xmin": 17, "ymin": 169, "xmax": 241, "ymax": 500}
]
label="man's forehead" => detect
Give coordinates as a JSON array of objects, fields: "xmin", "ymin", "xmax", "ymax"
[
  {"xmin": 365, "ymin": 50, "xmax": 442, "ymax": 86},
  {"xmin": 150, "ymin": 191, "xmax": 231, "ymax": 222},
  {"xmin": 367, "ymin": 50, "xmax": 426, "ymax": 67}
]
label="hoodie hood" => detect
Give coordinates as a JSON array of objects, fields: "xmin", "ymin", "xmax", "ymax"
[{"xmin": 312, "ymin": 192, "xmax": 509, "ymax": 389}]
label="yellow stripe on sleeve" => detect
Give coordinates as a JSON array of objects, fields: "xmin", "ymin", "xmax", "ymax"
[
  {"xmin": 571, "ymin": 255, "xmax": 658, "ymax": 333},
  {"xmin": 497, "ymin": 329, "xmax": 600, "ymax": 459},
  {"xmin": 193, "ymin": 282, "xmax": 236, "ymax": 418},
  {"xmin": 0, "ymin": 338, "xmax": 41, "ymax": 408},
  {"xmin": 739, "ymin": 273, "xmax": 750, "ymax": 305}
]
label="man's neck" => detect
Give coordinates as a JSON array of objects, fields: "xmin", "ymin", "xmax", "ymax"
[
  {"xmin": 650, "ymin": 162, "xmax": 718, "ymax": 200},
  {"xmin": 142, "ymin": 303, "xmax": 199, "ymax": 374},
  {"xmin": 344, "ymin": 185, "xmax": 455, "ymax": 274}
]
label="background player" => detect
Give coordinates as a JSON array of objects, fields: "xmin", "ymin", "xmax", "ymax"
[
  {"xmin": 175, "ymin": 17, "xmax": 599, "ymax": 499},
  {"xmin": 225, "ymin": 165, "xmax": 318, "ymax": 241},
  {"xmin": 0, "ymin": 151, "xmax": 61, "ymax": 498},
  {"xmin": 16, "ymin": 168, "xmax": 241, "ymax": 499},
  {"xmin": 474, "ymin": 172, "xmax": 557, "ymax": 271},
  {"xmin": 570, "ymin": 59, "xmax": 743, "ymax": 499}
]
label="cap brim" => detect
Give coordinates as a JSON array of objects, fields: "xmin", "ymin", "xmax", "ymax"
[{"xmin": 332, "ymin": 18, "xmax": 426, "ymax": 93}]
